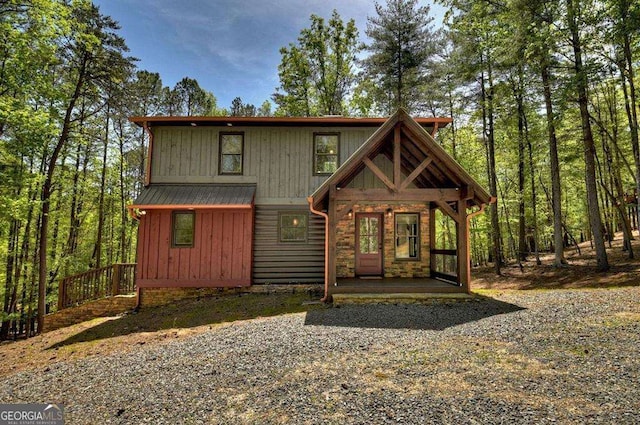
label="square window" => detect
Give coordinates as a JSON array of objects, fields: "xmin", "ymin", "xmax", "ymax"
[
  {"xmin": 220, "ymin": 133, "xmax": 244, "ymax": 174},
  {"xmin": 395, "ymin": 213, "xmax": 419, "ymax": 259},
  {"xmin": 279, "ymin": 212, "xmax": 308, "ymax": 242},
  {"xmin": 314, "ymin": 133, "xmax": 339, "ymax": 175},
  {"xmin": 172, "ymin": 211, "xmax": 195, "ymax": 247}
]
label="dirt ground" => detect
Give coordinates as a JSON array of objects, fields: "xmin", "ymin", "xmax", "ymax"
[
  {"xmin": 473, "ymin": 231, "xmax": 640, "ymax": 290},
  {"xmin": 1, "ymin": 232, "xmax": 638, "ymax": 379}
]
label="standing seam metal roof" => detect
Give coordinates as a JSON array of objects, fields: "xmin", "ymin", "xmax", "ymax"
[{"xmin": 131, "ymin": 184, "xmax": 256, "ymax": 206}]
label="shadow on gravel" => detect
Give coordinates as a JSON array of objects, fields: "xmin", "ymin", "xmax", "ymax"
[
  {"xmin": 48, "ymin": 291, "xmax": 324, "ymax": 349},
  {"xmin": 303, "ymin": 298, "xmax": 525, "ymax": 330}
]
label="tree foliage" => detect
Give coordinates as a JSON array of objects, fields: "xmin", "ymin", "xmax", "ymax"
[
  {"xmin": 360, "ymin": 0, "xmax": 439, "ymax": 114},
  {"xmin": 273, "ymin": 10, "xmax": 358, "ymax": 116}
]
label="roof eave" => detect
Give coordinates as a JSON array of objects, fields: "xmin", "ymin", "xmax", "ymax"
[{"xmin": 128, "ymin": 115, "xmax": 452, "ymax": 128}]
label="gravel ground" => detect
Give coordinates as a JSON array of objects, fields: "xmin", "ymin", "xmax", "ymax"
[{"xmin": 1, "ymin": 287, "xmax": 639, "ymax": 424}]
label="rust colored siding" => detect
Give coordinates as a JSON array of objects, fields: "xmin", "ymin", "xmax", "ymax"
[
  {"xmin": 136, "ymin": 208, "xmax": 252, "ymax": 287},
  {"xmin": 252, "ymin": 205, "xmax": 325, "ymax": 283}
]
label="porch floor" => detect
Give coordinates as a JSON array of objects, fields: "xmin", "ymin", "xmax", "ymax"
[{"xmin": 331, "ymin": 277, "xmax": 465, "ymax": 295}]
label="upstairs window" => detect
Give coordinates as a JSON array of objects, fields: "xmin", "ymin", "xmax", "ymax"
[
  {"xmin": 314, "ymin": 133, "xmax": 339, "ymax": 175},
  {"xmin": 395, "ymin": 213, "xmax": 419, "ymax": 259},
  {"xmin": 172, "ymin": 211, "xmax": 195, "ymax": 248},
  {"xmin": 219, "ymin": 133, "xmax": 244, "ymax": 174},
  {"xmin": 279, "ymin": 212, "xmax": 308, "ymax": 243}
]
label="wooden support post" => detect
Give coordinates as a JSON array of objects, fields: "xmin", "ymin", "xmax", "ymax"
[
  {"xmin": 456, "ymin": 199, "xmax": 470, "ymax": 293},
  {"xmin": 57, "ymin": 279, "xmax": 66, "ymax": 311},
  {"xmin": 429, "ymin": 203, "xmax": 436, "ymax": 278},
  {"xmin": 112, "ymin": 264, "xmax": 121, "ymax": 296}
]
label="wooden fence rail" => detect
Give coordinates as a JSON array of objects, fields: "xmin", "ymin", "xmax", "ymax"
[{"xmin": 58, "ymin": 263, "xmax": 137, "ymax": 310}]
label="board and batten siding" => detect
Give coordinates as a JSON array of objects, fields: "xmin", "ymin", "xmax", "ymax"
[
  {"xmin": 150, "ymin": 126, "xmax": 377, "ymax": 203},
  {"xmin": 253, "ymin": 205, "xmax": 325, "ymax": 283},
  {"xmin": 136, "ymin": 209, "xmax": 253, "ymax": 287}
]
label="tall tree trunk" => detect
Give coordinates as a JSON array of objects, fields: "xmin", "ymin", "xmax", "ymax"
[
  {"xmin": 116, "ymin": 118, "xmax": 128, "ymax": 263},
  {"xmin": 524, "ymin": 111, "xmax": 541, "ymax": 265},
  {"xmin": 94, "ymin": 102, "xmax": 110, "ymax": 268},
  {"xmin": 1, "ymin": 218, "xmax": 19, "ymax": 339},
  {"xmin": 567, "ymin": 0, "xmax": 609, "ymax": 271},
  {"xmin": 514, "ymin": 70, "xmax": 527, "ymax": 261},
  {"xmin": 540, "ymin": 55, "xmax": 567, "ymax": 266},
  {"xmin": 37, "ymin": 53, "xmax": 87, "ymax": 333},
  {"xmin": 480, "ymin": 54, "xmax": 502, "ymax": 274}
]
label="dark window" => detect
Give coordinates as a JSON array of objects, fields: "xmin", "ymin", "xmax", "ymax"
[
  {"xmin": 314, "ymin": 133, "xmax": 339, "ymax": 175},
  {"xmin": 279, "ymin": 212, "xmax": 308, "ymax": 242},
  {"xmin": 395, "ymin": 213, "xmax": 419, "ymax": 259},
  {"xmin": 172, "ymin": 211, "xmax": 195, "ymax": 247},
  {"xmin": 219, "ymin": 133, "xmax": 244, "ymax": 174}
]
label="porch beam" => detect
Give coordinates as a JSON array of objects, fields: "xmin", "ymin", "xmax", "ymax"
[
  {"xmin": 400, "ymin": 157, "xmax": 433, "ymax": 191},
  {"xmin": 335, "ymin": 188, "xmax": 463, "ymax": 202},
  {"xmin": 363, "ymin": 157, "xmax": 396, "ymax": 191}
]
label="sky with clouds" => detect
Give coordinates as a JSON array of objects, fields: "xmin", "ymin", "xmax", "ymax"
[{"xmin": 93, "ymin": 0, "xmax": 445, "ymax": 111}]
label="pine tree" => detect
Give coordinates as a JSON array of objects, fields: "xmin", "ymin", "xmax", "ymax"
[{"xmin": 361, "ymin": 0, "xmax": 437, "ymax": 114}]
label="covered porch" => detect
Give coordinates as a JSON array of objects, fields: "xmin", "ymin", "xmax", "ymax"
[{"xmin": 308, "ymin": 109, "xmax": 494, "ymax": 301}]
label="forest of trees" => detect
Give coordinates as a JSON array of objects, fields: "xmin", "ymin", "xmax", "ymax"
[{"xmin": 1, "ymin": 0, "xmax": 638, "ymax": 338}]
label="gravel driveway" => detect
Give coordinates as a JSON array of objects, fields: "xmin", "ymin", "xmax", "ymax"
[{"xmin": 1, "ymin": 287, "xmax": 639, "ymax": 424}]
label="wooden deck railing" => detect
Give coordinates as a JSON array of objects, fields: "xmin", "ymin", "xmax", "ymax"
[{"xmin": 57, "ymin": 263, "xmax": 136, "ymax": 310}]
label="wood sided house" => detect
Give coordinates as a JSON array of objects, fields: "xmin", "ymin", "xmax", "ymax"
[{"xmin": 128, "ymin": 109, "xmax": 493, "ymax": 303}]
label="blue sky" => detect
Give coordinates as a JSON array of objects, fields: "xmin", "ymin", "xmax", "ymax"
[{"xmin": 93, "ymin": 0, "xmax": 445, "ymax": 111}]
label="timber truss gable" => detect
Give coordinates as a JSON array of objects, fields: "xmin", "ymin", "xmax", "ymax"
[{"xmin": 310, "ymin": 108, "xmax": 492, "ymax": 213}]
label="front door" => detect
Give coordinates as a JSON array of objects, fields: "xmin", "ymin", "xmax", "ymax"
[{"xmin": 355, "ymin": 213, "xmax": 383, "ymax": 276}]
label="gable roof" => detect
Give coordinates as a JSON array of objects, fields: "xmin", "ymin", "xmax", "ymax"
[{"xmin": 309, "ymin": 109, "xmax": 492, "ymax": 210}]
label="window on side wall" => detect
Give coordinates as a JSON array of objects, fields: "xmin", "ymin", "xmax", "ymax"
[
  {"xmin": 395, "ymin": 213, "xmax": 419, "ymax": 259},
  {"xmin": 314, "ymin": 133, "xmax": 339, "ymax": 175},
  {"xmin": 219, "ymin": 132, "xmax": 244, "ymax": 174},
  {"xmin": 172, "ymin": 211, "xmax": 195, "ymax": 248},
  {"xmin": 279, "ymin": 212, "xmax": 308, "ymax": 243}
]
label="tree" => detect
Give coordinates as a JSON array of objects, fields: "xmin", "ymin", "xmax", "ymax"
[
  {"xmin": 361, "ymin": 0, "xmax": 438, "ymax": 114},
  {"xmin": 170, "ymin": 77, "xmax": 218, "ymax": 116},
  {"xmin": 36, "ymin": 0, "xmax": 134, "ymax": 332},
  {"xmin": 566, "ymin": 0, "xmax": 609, "ymax": 271},
  {"xmin": 273, "ymin": 10, "xmax": 358, "ymax": 116},
  {"xmin": 230, "ymin": 97, "xmax": 257, "ymax": 116}
]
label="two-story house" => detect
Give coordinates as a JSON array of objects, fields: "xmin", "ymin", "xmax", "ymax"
[{"xmin": 128, "ymin": 109, "xmax": 493, "ymax": 303}]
